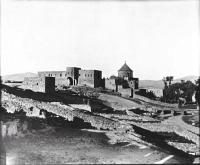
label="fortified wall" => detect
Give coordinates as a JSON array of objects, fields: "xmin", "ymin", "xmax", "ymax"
[
  {"xmin": 24, "ymin": 66, "xmax": 103, "ymax": 89},
  {"xmin": 23, "ymin": 63, "xmax": 139, "ymax": 95},
  {"xmin": 78, "ymin": 70, "xmax": 102, "ymax": 88}
]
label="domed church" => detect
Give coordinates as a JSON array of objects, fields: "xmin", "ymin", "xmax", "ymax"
[
  {"xmin": 118, "ymin": 62, "xmax": 133, "ymax": 79},
  {"xmin": 105, "ymin": 62, "xmax": 139, "ymax": 98}
]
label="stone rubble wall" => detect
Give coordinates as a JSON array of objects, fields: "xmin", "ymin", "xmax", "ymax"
[
  {"xmin": 2, "ymin": 91, "xmax": 132, "ymax": 132},
  {"xmin": 118, "ymin": 88, "xmax": 132, "ymax": 97},
  {"xmin": 68, "ymin": 104, "xmax": 91, "ymax": 112},
  {"xmin": 130, "ymin": 121, "xmax": 200, "ymax": 155},
  {"xmin": 23, "ymin": 76, "xmax": 69, "ymax": 89}
]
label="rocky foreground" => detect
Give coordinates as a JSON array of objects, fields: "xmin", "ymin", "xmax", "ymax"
[{"xmin": 1, "ymin": 84, "xmax": 200, "ymax": 163}]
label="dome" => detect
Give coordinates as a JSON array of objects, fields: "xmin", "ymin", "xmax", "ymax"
[{"xmin": 118, "ymin": 62, "xmax": 132, "ymax": 72}]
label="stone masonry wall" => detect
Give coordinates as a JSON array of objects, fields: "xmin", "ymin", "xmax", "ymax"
[
  {"xmin": 118, "ymin": 88, "xmax": 133, "ymax": 98},
  {"xmin": 2, "ymin": 90, "xmax": 132, "ymax": 132}
]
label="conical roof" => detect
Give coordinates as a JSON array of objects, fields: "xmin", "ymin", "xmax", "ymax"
[{"xmin": 118, "ymin": 62, "xmax": 132, "ymax": 72}]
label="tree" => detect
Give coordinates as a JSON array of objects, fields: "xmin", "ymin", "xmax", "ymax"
[
  {"xmin": 135, "ymin": 89, "xmax": 157, "ymax": 100},
  {"xmin": 162, "ymin": 80, "xmax": 196, "ymax": 104}
]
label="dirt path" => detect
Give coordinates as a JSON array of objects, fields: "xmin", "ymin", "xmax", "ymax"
[
  {"xmin": 163, "ymin": 115, "xmax": 199, "ymax": 135},
  {"xmin": 98, "ymin": 93, "xmax": 145, "ymax": 110}
]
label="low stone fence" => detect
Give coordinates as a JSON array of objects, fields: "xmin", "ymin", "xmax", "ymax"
[
  {"xmin": 69, "ymin": 104, "xmax": 91, "ymax": 112},
  {"xmin": 2, "ymin": 91, "xmax": 132, "ymax": 132}
]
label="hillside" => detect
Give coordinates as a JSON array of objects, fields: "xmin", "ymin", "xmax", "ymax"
[
  {"xmin": 173, "ymin": 75, "xmax": 199, "ymax": 84},
  {"xmin": 139, "ymin": 75, "xmax": 199, "ymax": 89},
  {"xmin": 139, "ymin": 80, "xmax": 164, "ymax": 89},
  {"xmin": 2, "ymin": 72, "xmax": 38, "ymax": 82}
]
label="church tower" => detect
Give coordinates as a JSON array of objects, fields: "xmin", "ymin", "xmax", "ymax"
[{"xmin": 118, "ymin": 62, "xmax": 133, "ymax": 79}]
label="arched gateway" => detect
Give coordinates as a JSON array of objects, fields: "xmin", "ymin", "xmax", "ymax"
[{"xmin": 67, "ymin": 77, "xmax": 73, "ymax": 86}]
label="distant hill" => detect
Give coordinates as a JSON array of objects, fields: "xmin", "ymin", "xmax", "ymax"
[
  {"xmin": 173, "ymin": 75, "xmax": 199, "ymax": 84},
  {"xmin": 139, "ymin": 75, "xmax": 199, "ymax": 89},
  {"xmin": 2, "ymin": 72, "xmax": 38, "ymax": 82},
  {"xmin": 139, "ymin": 80, "xmax": 164, "ymax": 89}
]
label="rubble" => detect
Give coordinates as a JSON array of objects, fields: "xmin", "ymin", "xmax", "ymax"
[{"xmin": 2, "ymin": 91, "xmax": 132, "ymax": 132}]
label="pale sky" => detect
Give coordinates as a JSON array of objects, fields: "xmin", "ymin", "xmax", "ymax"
[{"xmin": 1, "ymin": 0, "xmax": 200, "ymax": 80}]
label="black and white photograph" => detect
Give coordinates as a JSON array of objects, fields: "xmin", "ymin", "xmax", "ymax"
[{"xmin": 0, "ymin": 0, "xmax": 200, "ymax": 164}]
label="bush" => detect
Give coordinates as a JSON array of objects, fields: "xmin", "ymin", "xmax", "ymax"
[
  {"xmin": 70, "ymin": 86, "xmax": 100, "ymax": 99},
  {"xmin": 163, "ymin": 81, "xmax": 196, "ymax": 104},
  {"xmin": 135, "ymin": 89, "xmax": 157, "ymax": 100}
]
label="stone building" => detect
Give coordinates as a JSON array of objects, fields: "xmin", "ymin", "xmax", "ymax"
[
  {"xmin": 24, "ymin": 63, "xmax": 138, "ymax": 92},
  {"xmin": 65, "ymin": 67, "xmax": 81, "ymax": 85},
  {"xmin": 24, "ymin": 66, "xmax": 103, "ymax": 88},
  {"xmin": 118, "ymin": 62, "xmax": 133, "ymax": 79},
  {"xmin": 105, "ymin": 62, "xmax": 139, "ymax": 97},
  {"xmin": 78, "ymin": 70, "xmax": 102, "ymax": 88},
  {"xmin": 38, "ymin": 71, "xmax": 68, "ymax": 86},
  {"xmin": 45, "ymin": 77, "xmax": 55, "ymax": 93}
]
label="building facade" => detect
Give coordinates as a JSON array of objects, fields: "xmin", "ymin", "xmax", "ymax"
[
  {"xmin": 24, "ymin": 63, "xmax": 139, "ymax": 93},
  {"xmin": 24, "ymin": 66, "xmax": 103, "ymax": 88},
  {"xmin": 105, "ymin": 62, "xmax": 139, "ymax": 98},
  {"xmin": 78, "ymin": 70, "xmax": 102, "ymax": 88}
]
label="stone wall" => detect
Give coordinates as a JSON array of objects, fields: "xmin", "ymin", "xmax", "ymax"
[
  {"xmin": 38, "ymin": 71, "xmax": 66, "ymax": 78},
  {"xmin": 24, "ymin": 66, "xmax": 104, "ymax": 88},
  {"xmin": 118, "ymin": 70, "xmax": 133, "ymax": 78},
  {"xmin": 24, "ymin": 77, "xmax": 44, "ymax": 86},
  {"xmin": 128, "ymin": 78, "xmax": 139, "ymax": 89},
  {"xmin": 38, "ymin": 71, "xmax": 70, "ymax": 86},
  {"xmin": 69, "ymin": 104, "xmax": 91, "ymax": 112},
  {"xmin": 54, "ymin": 77, "xmax": 69, "ymax": 86},
  {"xmin": 2, "ymin": 90, "xmax": 132, "ymax": 132},
  {"xmin": 23, "ymin": 76, "xmax": 69, "ymax": 90},
  {"xmin": 105, "ymin": 79, "xmax": 117, "ymax": 91},
  {"xmin": 66, "ymin": 67, "xmax": 81, "ymax": 85},
  {"xmin": 118, "ymin": 88, "xmax": 133, "ymax": 98},
  {"xmin": 78, "ymin": 70, "xmax": 102, "ymax": 88},
  {"xmin": 45, "ymin": 77, "xmax": 55, "ymax": 93},
  {"xmin": 105, "ymin": 78, "xmax": 126, "ymax": 91}
]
